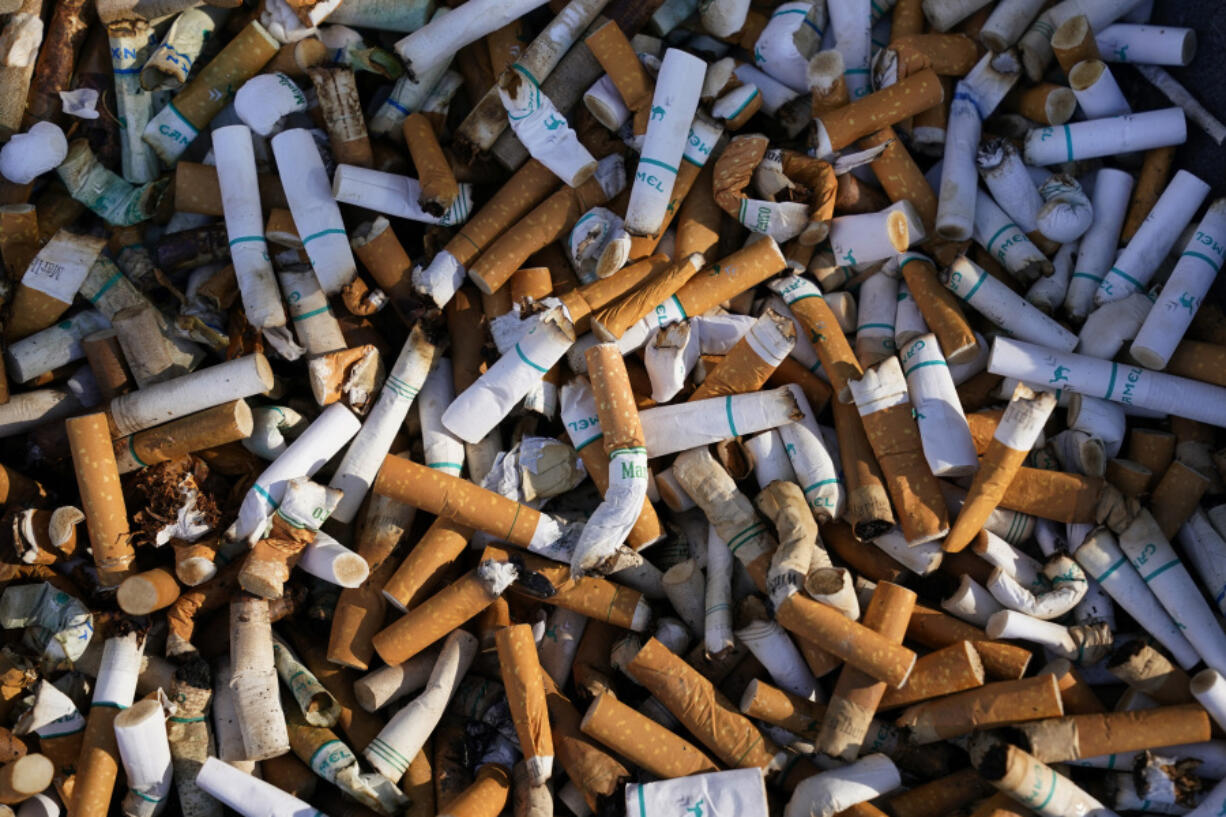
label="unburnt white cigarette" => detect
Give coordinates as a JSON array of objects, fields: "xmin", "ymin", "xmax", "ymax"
[
  {"xmin": 942, "ymin": 574, "xmax": 1005, "ymax": 627},
  {"xmin": 977, "ymin": 138, "xmax": 1042, "ymax": 235},
  {"xmin": 1192, "ymin": 670, "xmax": 1226, "ymax": 733},
  {"xmin": 365, "ymin": 630, "xmax": 478, "ymax": 781},
  {"xmin": 1179, "ymin": 510, "xmax": 1226, "ymax": 616},
  {"xmin": 354, "ymin": 647, "xmax": 439, "ymax": 712},
  {"xmin": 990, "ymin": 336, "xmax": 1226, "ymax": 425},
  {"xmin": 5, "ymin": 309, "xmax": 109, "ymax": 383},
  {"xmin": 775, "ymin": 388, "xmax": 843, "ymax": 521},
  {"xmin": 233, "ymin": 73, "xmax": 308, "ymax": 138},
  {"xmin": 705, "ymin": 528, "xmax": 735, "ymax": 656},
  {"xmin": 1096, "ymin": 23, "xmax": 1195, "ymax": 66},
  {"xmin": 114, "ymin": 699, "xmax": 173, "ymax": 817},
  {"xmin": 974, "ymin": 191, "xmax": 1050, "ymax": 284},
  {"xmin": 1068, "ymin": 60, "xmax": 1131, "ymax": 120},
  {"xmin": 1037, "ymin": 175, "xmax": 1093, "ymax": 243},
  {"xmin": 109, "ymin": 353, "xmax": 273, "ymax": 437},
  {"xmin": 0, "ymin": 121, "xmax": 66, "ymax": 185},
  {"xmin": 754, "ymin": 1, "xmax": 821, "ymax": 94},
  {"xmin": 1024, "ymin": 107, "xmax": 1187, "ymax": 167},
  {"xmin": 827, "ymin": 0, "xmax": 869, "ymax": 100},
  {"xmin": 1118, "ymin": 510, "xmax": 1226, "ymax": 674},
  {"xmin": 1131, "ymin": 199, "xmax": 1226, "ymax": 369},
  {"xmin": 195, "ymin": 757, "xmax": 316, "ymax": 817},
  {"xmin": 830, "ymin": 201, "xmax": 923, "ymax": 269},
  {"xmin": 271, "ymin": 128, "xmax": 356, "ymax": 295},
  {"xmin": 443, "ymin": 306, "xmax": 574, "ymax": 444},
  {"xmin": 871, "ymin": 527, "xmax": 944, "ymax": 576},
  {"xmin": 936, "ymin": 53, "xmax": 1021, "ymax": 240},
  {"xmin": 1135, "ymin": 64, "xmax": 1226, "ymax": 146},
  {"xmin": 332, "ymin": 164, "xmax": 473, "ymax": 227},
  {"xmin": 784, "ymin": 754, "xmax": 901, "ymax": 817},
  {"xmin": 1027, "ymin": 242, "xmax": 1074, "ymax": 314},
  {"xmin": 394, "ymin": 0, "xmax": 547, "ymax": 80},
  {"xmin": 899, "ymin": 333, "xmax": 978, "ymax": 477},
  {"xmin": 744, "ymin": 429, "xmax": 798, "ymax": 489},
  {"xmin": 212, "ymin": 125, "xmax": 287, "ymax": 332},
  {"xmin": 229, "ymin": 402, "xmax": 359, "ymax": 543},
  {"xmin": 1096, "ymin": 169, "xmax": 1210, "ymax": 305},
  {"xmin": 329, "ymin": 324, "xmax": 438, "ymax": 522},
  {"xmin": 1018, "ymin": 0, "xmax": 1145, "ymax": 81},
  {"xmin": 923, "ymin": 0, "xmax": 994, "ymax": 33},
  {"xmin": 297, "ymin": 530, "xmax": 369, "ymax": 588},
  {"xmin": 944, "ymin": 256, "xmax": 1077, "ymax": 351},
  {"xmin": 1066, "ymin": 168, "xmax": 1133, "ymax": 321},
  {"xmin": 625, "ymin": 48, "xmax": 706, "ymax": 236}
]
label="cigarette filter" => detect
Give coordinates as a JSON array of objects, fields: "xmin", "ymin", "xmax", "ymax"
[
  {"xmin": 776, "ymin": 593, "xmax": 917, "ymax": 688},
  {"xmin": 6, "ymin": 231, "xmax": 107, "ymax": 341},
  {"xmin": 495, "ymin": 625, "xmax": 552, "ymax": 786},
  {"xmin": 331, "ymin": 165, "xmax": 472, "ymax": 227},
  {"xmin": 1016, "ymin": 706, "xmax": 1211, "ymax": 762},
  {"xmin": 907, "ymin": 603, "xmax": 1033, "ymax": 680},
  {"xmin": 878, "ymin": 641, "xmax": 986, "ymax": 709},
  {"xmin": 113, "ymin": 699, "xmax": 172, "ymax": 817},
  {"xmin": 638, "ymin": 386, "xmax": 801, "ymax": 458},
  {"xmin": 229, "ymin": 595, "xmax": 290, "ymax": 761},
  {"xmin": 814, "ymin": 69, "xmax": 944, "ymax": 157},
  {"xmin": 944, "ymin": 256, "xmax": 1077, "ymax": 351},
  {"xmin": 580, "ymin": 693, "xmax": 717, "ymax": 778},
  {"xmin": 783, "ymin": 755, "xmax": 901, "ymax": 817},
  {"xmin": 897, "ymin": 675, "xmax": 1064, "ymax": 744},
  {"xmin": 66, "ymin": 413, "xmax": 135, "ymax": 587},
  {"xmin": 899, "ymin": 333, "xmax": 978, "ymax": 477},
  {"xmin": 72, "ymin": 631, "xmax": 143, "ymax": 817},
  {"xmin": 195, "ymin": 757, "xmax": 320, "ymax": 817},
  {"xmin": 113, "ymin": 400, "xmax": 254, "ymax": 474},
  {"xmin": 972, "ymin": 739, "xmax": 1113, "ymax": 817},
  {"xmin": 768, "ymin": 274, "xmax": 862, "ymax": 400},
  {"xmin": 625, "ymin": 768, "xmax": 768, "ymax": 817}
]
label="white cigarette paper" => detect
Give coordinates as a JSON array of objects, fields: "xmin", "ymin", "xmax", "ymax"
[
  {"xmin": 899, "ymin": 333, "xmax": 978, "ymax": 477},
  {"xmin": 639, "ymin": 386, "xmax": 801, "ymax": 458},
  {"xmin": 1024, "ymin": 107, "xmax": 1187, "ymax": 166},
  {"xmin": 945, "ymin": 256, "xmax": 1078, "ymax": 351}
]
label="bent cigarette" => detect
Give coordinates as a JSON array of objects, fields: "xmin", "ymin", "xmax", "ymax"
[
  {"xmin": 1014, "ymin": 706, "xmax": 1211, "ymax": 762},
  {"xmin": 495, "ymin": 625, "xmax": 552, "ymax": 786},
  {"xmin": 899, "ymin": 333, "xmax": 979, "ymax": 477},
  {"xmin": 897, "ymin": 675, "xmax": 1064, "ymax": 744}
]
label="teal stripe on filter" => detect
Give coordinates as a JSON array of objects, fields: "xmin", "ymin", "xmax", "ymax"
[
  {"xmin": 1093, "ymin": 555, "xmax": 1128, "ymax": 583},
  {"xmin": 88, "ymin": 271, "xmax": 123, "ymax": 303},
  {"xmin": 1107, "ymin": 266, "xmax": 1145, "ymax": 290},
  {"xmin": 292, "ymin": 305, "xmax": 331, "ymax": 321},
  {"xmin": 515, "ymin": 343, "xmax": 548, "ymax": 373},
  {"xmin": 1182, "ymin": 250, "xmax": 1223, "ymax": 272},
  {"xmin": 903, "ymin": 359, "xmax": 947, "ymax": 378},
  {"xmin": 301, "ymin": 228, "xmax": 347, "ymax": 244},
  {"xmin": 959, "ymin": 267, "xmax": 988, "ymax": 302},
  {"xmin": 638, "ymin": 157, "xmax": 679, "ymax": 176},
  {"xmin": 1141, "ymin": 559, "xmax": 1181, "ymax": 584}
]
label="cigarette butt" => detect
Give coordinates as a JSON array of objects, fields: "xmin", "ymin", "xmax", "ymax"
[
  {"xmin": 264, "ymin": 37, "xmax": 329, "ymax": 78},
  {"xmin": 897, "ymin": 675, "xmax": 1064, "ymax": 744},
  {"xmin": 441, "ymin": 160, "xmax": 560, "ymax": 273},
  {"xmin": 1012, "ymin": 82, "xmax": 1077, "ymax": 125},
  {"xmin": 627, "ymin": 637, "xmax": 779, "ymax": 770},
  {"xmin": 878, "ymin": 641, "xmax": 987, "ymax": 710},
  {"xmin": 767, "ymin": 358, "xmax": 834, "ymax": 416},
  {"xmin": 823, "ymin": 521, "xmax": 908, "ymax": 585},
  {"xmin": 0, "ymin": 754, "xmax": 51, "ymax": 803},
  {"xmin": 862, "ymin": 128, "xmax": 938, "ymax": 235},
  {"xmin": 6, "ymin": 231, "xmax": 107, "ymax": 341},
  {"xmin": 1052, "ymin": 15, "xmax": 1101, "ymax": 74},
  {"xmin": 438, "ymin": 764, "xmax": 510, "ymax": 817},
  {"xmin": 1121, "ymin": 145, "xmax": 1176, "ymax": 243},
  {"xmin": 116, "ymin": 568, "xmax": 180, "ymax": 615},
  {"xmin": 687, "ymin": 309, "xmax": 795, "ymax": 402},
  {"xmin": 995, "ymin": 467, "xmax": 1102, "ymax": 524},
  {"xmin": 1105, "ymin": 458, "xmax": 1152, "ymax": 498},
  {"xmin": 1167, "ymin": 339, "xmax": 1226, "ymax": 386},
  {"xmin": 113, "ymin": 400, "xmax": 253, "ymax": 474},
  {"xmin": 907, "ymin": 604, "xmax": 1032, "ymax": 680},
  {"xmin": 972, "ymin": 740, "xmax": 1112, "ymax": 817},
  {"xmin": 676, "ymin": 161, "xmax": 722, "ymax": 261},
  {"xmin": 1129, "ymin": 427, "xmax": 1176, "ymax": 492},
  {"xmin": 495, "ymin": 624, "xmax": 553, "ymax": 785},
  {"xmin": 775, "ymin": 592, "xmax": 916, "ymax": 689},
  {"xmin": 351, "ymin": 218, "xmax": 417, "ymax": 319},
  {"xmin": 1107, "ymin": 640, "xmax": 1193, "ymax": 704},
  {"xmin": 65, "ymin": 413, "xmax": 135, "ymax": 587},
  {"xmin": 809, "ymin": 51, "xmax": 850, "ymax": 117},
  {"xmin": 82, "ymin": 331, "xmax": 133, "ymax": 402},
  {"xmin": 557, "ymin": 254, "xmax": 671, "ymax": 330},
  {"xmin": 817, "ymin": 581, "xmax": 917, "ymax": 759},
  {"xmin": 815, "ymin": 69, "xmax": 944, "ymax": 155},
  {"xmin": 510, "ymin": 266, "xmax": 553, "ymax": 305},
  {"xmin": 770, "ymin": 275, "xmax": 863, "ymax": 400},
  {"xmin": 1149, "ymin": 459, "xmax": 1209, "ymax": 540},
  {"xmin": 1015, "ymin": 706, "xmax": 1211, "ymax": 762},
  {"xmin": 1039, "ymin": 658, "xmax": 1105, "ymax": 715},
  {"xmin": 372, "ymin": 559, "xmax": 514, "ymax": 666},
  {"xmin": 580, "ymin": 693, "xmax": 718, "ymax": 778},
  {"xmin": 590, "ymin": 255, "xmax": 703, "ymax": 341},
  {"xmin": 585, "ymin": 20, "xmax": 652, "ymax": 113},
  {"xmin": 382, "ymin": 518, "xmax": 473, "ymax": 612},
  {"xmin": 404, "ymin": 112, "xmax": 459, "ymax": 214},
  {"xmin": 885, "ymin": 769, "xmax": 996, "ymax": 817}
]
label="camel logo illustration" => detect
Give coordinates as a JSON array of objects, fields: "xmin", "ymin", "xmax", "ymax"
[
  {"xmin": 1049, "ymin": 366, "xmax": 1070, "ymax": 384},
  {"xmin": 685, "ymin": 800, "xmax": 705, "ymax": 817}
]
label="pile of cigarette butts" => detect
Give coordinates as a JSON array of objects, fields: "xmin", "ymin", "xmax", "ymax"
[{"xmin": 2, "ymin": 0, "xmax": 1226, "ymax": 815}]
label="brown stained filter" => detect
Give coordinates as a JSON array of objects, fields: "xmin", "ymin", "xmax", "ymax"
[
  {"xmin": 586, "ymin": 344, "xmax": 644, "ymax": 453},
  {"xmin": 265, "ymin": 208, "xmax": 301, "ymax": 246},
  {"xmin": 404, "ymin": 113, "xmax": 459, "ymax": 214},
  {"xmin": 27, "ymin": 0, "xmax": 93, "ymax": 121},
  {"xmin": 1017, "ymin": 706, "xmax": 1211, "ymax": 763},
  {"xmin": 374, "ymin": 454, "xmax": 543, "ymax": 548},
  {"xmin": 351, "ymin": 218, "xmax": 417, "ymax": 310},
  {"xmin": 585, "ymin": 20, "xmax": 651, "ymax": 112},
  {"xmin": 858, "ymin": 401, "xmax": 950, "ymax": 545},
  {"xmin": 818, "ymin": 582, "xmax": 918, "ymax": 759},
  {"xmin": 887, "ymin": 768, "xmax": 995, "ymax": 817},
  {"xmin": 438, "ymin": 764, "xmax": 510, "ymax": 817},
  {"xmin": 907, "ymin": 604, "xmax": 1033, "ymax": 680},
  {"xmin": 309, "ymin": 66, "xmax": 372, "ymax": 167},
  {"xmin": 674, "ymin": 238, "xmax": 787, "ymax": 319},
  {"xmin": 444, "ymin": 160, "xmax": 560, "ymax": 268},
  {"xmin": 0, "ymin": 205, "xmax": 38, "ymax": 281},
  {"xmin": 1149, "ymin": 460, "xmax": 1209, "ymax": 540},
  {"xmin": 878, "ymin": 640, "xmax": 986, "ymax": 710},
  {"xmin": 82, "ymin": 331, "xmax": 133, "ymax": 402},
  {"xmin": 1013, "ymin": 82, "xmax": 1077, "ymax": 125},
  {"xmin": 944, "ymin": 439, "xmax": 1030, "ymax": 553},
  {"xmin": 995, "ymin": 467, "xmax": 1102, "ymax": 524},
  {"xmin": 626, "ymin": 638, "xmax": 779, "ymax": 770},
  {"xmin": 776, "ymin": 593, "xmax": 916, "ymax": 688},
  {"xmin": 372, "ymin": 568, "xmax": 502, "ymax": 666},
  {"xmin": 1128, "ymin": 428, "xmax": 1176, "ymax": 492},
  {"xmin": 71, "ymin": 707, "xmax": 121, "ymax": 817},
  {"xmin": 557, "ymin": 254, "xmax": 671, "ymax": 328},
  {"xmin": 0, "ymin": 731, "xmax": 22, "ymax": 766},
  {"xmin": 382, "ymin": 517, "xmax": 472, "ymax": 612},
  {"xmin": 1105, "ymin": 458, "xmax": 1152, "ymax": 499},
  {"xmin": 1042, "ymin": 659, "xmax": 1105, "ymax": 714},
  {"xmin": 889, "ymin": 33, "xmax": 980, "ymax": 77},
  {"xmin": 580, "ymin": 693, "xmax": 718, "ymax": 778},
  {"xmin": 896, "ymin": 675, "xmax": 1064, "ymax": 744},
  {"xmin": 446, "ymin": 287, "xmax": 486, "ymax": 394},
  {"xmin": 171, "ymin": 22, "xmax": 280, "ymax": 132},
  {"xmin": 590, "ymin": 256, "xmax": 702, "ymax": 340},
  {"xmin": 676, "ymin": 161, "xmax": 722, "ymax": 261},
  {"xmin": 817, "ymin": 69, "xmax": 944, "ymax": 152},
  {"xmin": 114, "ymin": 400, "xmax": 254, "ymax": 473},
  {"xmin": 174, "ymin": 162, "xmax": 225, "ymax": 215},
  {"xmin": 968, "ymin": 791, "xmax": 1032, "ymax": 817},
  {"xmin": 809, "ymin": 52, "xmax": 849, "ymax": 117},
  {"xmin": 116, "ymin": 567, "xmax": 181, "ymax": 615},
  {"xmin": 831, "ymin": 398, "xmax": 895, "ymax": 540},
  {"xmin": 862, "ymin": 128, "xmax": 938, "ymax": 234},
  {"xmin": 66, "ymin": 413, "xmax": 135, "ymax": 587},
  {"xmin": 1052, "ymin": 16, "xmax": 1102, "ymax": 74},
  {"xmin": 495, "ymin": 625, "xmax": 553, "ymax": 779},
  {"xmin": 1122, "ymin": 146, "xmax": 1176, "ymax": 243},
  {"xmin": 1108, "ymin": 640, "xmax": 1193, "ymax": 704},
  {"xmin": 468, "ymin": 175, "xmax": 610, "ymax": 295}
]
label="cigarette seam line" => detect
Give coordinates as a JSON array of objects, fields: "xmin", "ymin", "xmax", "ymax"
[
  {"xmin": 573, "ymin": 432, "xmax": 603, "ymax": 451},
  {"xmin": 1103, "ymin": 363, "xmax": 1118, "ymax": 400},
  {"xmin": 1141, "ymin": 559, "xmax": 1180, "ymax": 583},
  {"xmin": 902, "ymin": 360, "xmax": 946, "ymax": 377},
  {"xmin": 638, "ymin": 157, "xmax": 679, "ymax": 177},
  {"xmin": 725, "ymin": 396, "xmax": 738, "ymax": 436},
  {"xmin": 1091, "ymin": 555, "xmax": 1128, "ymax": 583},
  {"xmin": 729, "ymin": 733, "xmax": 765, "ymax": 767},
  {"xmin": 1181, "ymin": 250, "xmax": 1222, "ymax": 272},
  {"xmin": 1106, "ymin": 266, "xmax": 1144, "ymax": 291},
  {"xmin": 507, "ymin": 502, "xmax": 522, "ymax": 541},
  {"xmin": 985, "ymin": 222, "xmax": 1020, "ymax": 255},
  {"xmin": 301, "ymin": 228, "xmax": 348, "ymax": 244},
  {"xmin": 88, "ymin": 270, "xmax": 123, "ymax": 303},
  {"xmin": 292, "ymin": 306, "xmax": 332, "ymax": 321},
  {"xmin": 514, "ymin": 343, "xmax": 548, "ymax": 373},
  {"xmin": 128, "ymin": 435, "xmax": 149, "ymax": 469},
  {"xmin": 606, "ymin": 584, "xmax": 621, "ymax": 622}
]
